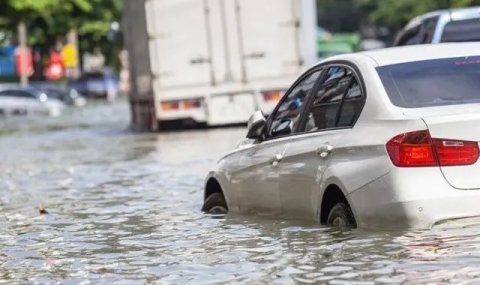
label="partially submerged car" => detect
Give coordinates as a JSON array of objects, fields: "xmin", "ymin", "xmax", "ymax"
[
  {"xmin": 69, "ymin": 69, "xmax": 118, "ymax": 101},
  {"xmin": 30, "ymin": 82, "xmax": 86, "ymax": 107},
  {"xmin": 0, "ymin": 84, "xmax": 65, "ymax": 116},
  {"xmin": 202, "ymin": 42, "xmax": 480, "ymax": 229}
]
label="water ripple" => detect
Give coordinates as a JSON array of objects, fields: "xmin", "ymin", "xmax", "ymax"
[{"xmin": 2, "ymin": 101, "xmax": 480, "ymax": 283}]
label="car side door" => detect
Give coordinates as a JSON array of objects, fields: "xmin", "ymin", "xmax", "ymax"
[
  {"xmin": 234, "ymin": 69, "xmax": 323, "ymax": 214},
  {"xmin": 0, "ymin": 90, "xmax": 33, "ymax": 115},
  {"xmin": 277, "ymin": 64, "xmax": 366, "ymax": 219},
  {"xmin": 15, "ymin": 90, "xmax": 41, "ymax": 114}
]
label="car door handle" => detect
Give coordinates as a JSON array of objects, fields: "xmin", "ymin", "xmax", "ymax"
[
  {"xmin": 317, "ymin": 144, "xmax": 333, "ymax": 158},
  {"xmin": 243, "ymin": 52, "xmax": 265, "ymax": 59},
  {"xmin": 190, "ymin": 57, "xmax": 211, "ymax": 65},
  {"xmin": 271, "ymin": 153, "xmax": 283, "ymax": 166}
]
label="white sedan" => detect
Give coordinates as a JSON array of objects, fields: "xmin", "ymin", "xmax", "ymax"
[
  {"xmin": 0, "ymin": 85, "xmax": 65, "ymax": 116},
  {"xmin": 202, "ymin": 42, "xmax": 480, "ymax": 229}
]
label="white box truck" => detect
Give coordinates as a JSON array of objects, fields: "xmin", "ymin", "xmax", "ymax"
[{"xmin": 145, "ymin": 0, "xmax": 317, "ymax": 127}]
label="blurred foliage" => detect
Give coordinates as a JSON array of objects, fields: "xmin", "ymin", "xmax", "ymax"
[
  {"xmin": 317, "ymin": 0, "xmax": 480, "ymax": 35},
  {"xmin": 317, "ymin": 0, "xmax": 365, "ymax": 32},
  {"xmin": 0, "ymin": 0, "xmax": 122, "ymax": 67}
]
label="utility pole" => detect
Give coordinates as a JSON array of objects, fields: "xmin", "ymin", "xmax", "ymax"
[
  {"xmin": 17, "ymin": 21, "xmax": 28, "ymax": 87},
  {"xmin": 123, "ymin": 0, "xmax": 157, "ymax": 131}
]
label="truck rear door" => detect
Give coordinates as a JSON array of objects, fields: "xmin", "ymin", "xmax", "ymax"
[
  {"xmin": 145, "ymin": 0, "xmax": 213, "ymax": 88},
  {"xmin": 236, "ymin": 0, "xmax": 302, "ymax": 81}
]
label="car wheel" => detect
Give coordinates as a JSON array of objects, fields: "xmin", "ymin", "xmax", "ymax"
[
  {"xmin": 201, "ymin": 192, "xmax": 228, "ymax": 214},
  {"xmin": 327, "ymin": 203, "xmax": 356, "ymax": 228}
]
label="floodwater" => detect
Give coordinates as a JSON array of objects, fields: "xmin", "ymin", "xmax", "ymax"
[{"xmin": 2, "ymin": 101, "xmax": 480, "ymax": 284}]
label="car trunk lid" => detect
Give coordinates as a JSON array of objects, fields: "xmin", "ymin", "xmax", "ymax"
[{"xmin": 423, "ymin": 113, "xmax": 480, "ymax": 189}]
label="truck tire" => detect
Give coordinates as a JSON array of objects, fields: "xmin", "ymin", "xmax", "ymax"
[
  {"xmin": 327, "ymin": 203, "xmax": 356, "ymax": 228},
  {"xmin": 201, "ymin": 192, "xmax": 228, "ymax": 214}
]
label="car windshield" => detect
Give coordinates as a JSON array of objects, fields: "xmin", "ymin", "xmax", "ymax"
[
  {"xmin": 377, "ymin": 56, "xmax": 480, "ymax": 108},
  {"xmin": 44, "ymin": 88, "xmax": 64, "ymax": 99},
  {"xmin": 441, "ymin": 18, "xmax": 480, "ymax": 42},
  {"xmin": 83, "ymin": 72, "xmax": 104, "ymax": 80}
]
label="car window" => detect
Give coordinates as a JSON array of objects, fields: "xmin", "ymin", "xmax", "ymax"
[
  {"xmin": 0, "ymin": 90, "xmax": 16, "ymax": 97},
  {"xmin": 267, "ymin": 70, "xmax": 323, "ymax": 138},
  {"xmin": 0, "ymin": 90, "xmax": 35, "ymax": 99},
  {"xmin": 17, "ymin": 90, "xmax": 37, "ymax": 99},
  {"xmin": 441, "ymin": 18, "xmax": 480, "ymax": 42},
  {"xmin": 45, "ymin": 88, "xmax": 63, "ymax": 99},
  {"xmin": 337, "ymin": 80, "xmax": 363, "ymax": 127},
  {"xmin": 421, "ymin": 16, "xmax": 439, "ymax": 43},
  {"xmin": 377, "ymin": 55, "xmax": 480, "ymax": 108},
  {"xmin": 303, "ymin": 66, "xmax": 363, "ymax": 132},
  {"xmin": 395, "ymin": 25, "xmax": 422, "ymax": 46}
]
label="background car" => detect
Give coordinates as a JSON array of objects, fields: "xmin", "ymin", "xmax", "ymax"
[
  {"xmin": 0, "ymin": 84, "xmax": 65, "ymax": 116},
  {"xmin": 30, "ymin": 82, "xmax": 86, "ymax": 107},
  {"xmin": 69, "ymin": 69, "xmax": 119, "ymax": 101},
  {"xmin": 394, "ymin": 6, "xmax": 480, "ymax": 46},
  {"xmin": 202, "ymin": 42, "xmax": 480, "ymax": 230}
]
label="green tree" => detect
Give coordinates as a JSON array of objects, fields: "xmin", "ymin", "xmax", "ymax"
[
  {"xmin": 317, "ymin": 0, "xmax": 365, "ymax": 32},
  {"xmin": 0, "ymin": 0, "xmax": 122, "ymax": 66}
]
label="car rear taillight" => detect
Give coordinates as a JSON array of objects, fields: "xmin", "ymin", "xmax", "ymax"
[
  {"xmin": 161, "ymin": 98, "xmax": 203, "ymax": 111},
  {"xmin": 433, "ymin": 139, "xmax": 479, "ymax": 166},
  {"xmin": 161, "ymin": 101, "xmax": 180, "ymax": 111},
  {"xmin": 386, "ymin": 130, "xmax": 436, "ymax": 167},
  {"xmin": 182, "ymin": 99, "xmax": 202, "ymax": 110},
  {"xmin": 262, "ymin": 91, "xmax": 283, "ymax": 102},
  {"xmin": 386, "ymin": 130, "xmax": 479, "ymax": 167}
]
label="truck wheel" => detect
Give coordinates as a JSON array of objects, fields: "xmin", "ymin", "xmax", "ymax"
[
  {"xmin": 327, "ymin": 203, "xmax": 356, "ymax": 228},
  {"xmin": 201, "ymin": 192, "xmax": 228, "ymax": 214}
]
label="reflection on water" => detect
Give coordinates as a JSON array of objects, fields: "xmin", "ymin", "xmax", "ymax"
[{"xmin": 1, "ymin": 100, "xmax": 480, "ymax": 283}]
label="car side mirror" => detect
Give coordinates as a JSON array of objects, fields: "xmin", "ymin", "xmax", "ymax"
[
  {"xmin": 246, "ymin": 110, "xmax": 266, "ymax": 139},
  {"xmin": 271, "ymin": 119, "xmax": 292, "ymax": 137}
]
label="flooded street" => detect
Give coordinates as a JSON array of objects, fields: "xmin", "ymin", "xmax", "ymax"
[{"xmin": 3, "ymin": 101, "xmax": 480, "ymax": 284}]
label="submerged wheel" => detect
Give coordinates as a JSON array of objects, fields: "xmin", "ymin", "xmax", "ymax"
[
  {"xmin": 327, "ymin": 203, "xmax": 356, "ymax": 228},
  {"xmin": 201, "ymin": 192, "xmax": 228, "ymax": 214}
]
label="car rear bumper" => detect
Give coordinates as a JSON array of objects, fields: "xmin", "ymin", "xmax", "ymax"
[
  {"xmin": 348, "ymin": 167, "xmax": 480, "ymax": 229},
  {"xmin": 157, "ymin": 108, "xmax": 207, "ymax": 125},
  {"xmin": 156, "ymin": 92, "xmax": 257, "ymax": 126}
]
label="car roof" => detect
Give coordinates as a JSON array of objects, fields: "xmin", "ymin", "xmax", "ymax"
[
  {"xmin": 352, "ymin": 42, "xmax": 480, "ymax": 66},
  {"xmin": 0, "ymin": 83, "xmax": 21, "ymax": 91},
  {"xmin": 449, "ymin": 6, "xmax": 480, "ymax": 20},
  {"xmin": 404, "ymin": 6, "xmax": 480, "ymax": 30},
  {"xmin": 22, "ymin": 86, "xmax": 42, "ymax": 94},
  {"xmin": 30, "ymin": 82, "xmax": 63, "ymax": 90},
  {"xmin": 0, "ymin": 84, "xmax": 43, "ymax": 96},
  {"xmin": 404, "ymin": 10, "xmax": 449, "ymax": 30}
]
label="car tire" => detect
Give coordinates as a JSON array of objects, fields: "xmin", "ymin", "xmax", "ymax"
[
  {"xmin": 327, "ymin": 203, "xmax": 356, "ymax": 228},
  {"xmin": 201, "ymin": 192, "xmax": 228, "ymax": 214}
]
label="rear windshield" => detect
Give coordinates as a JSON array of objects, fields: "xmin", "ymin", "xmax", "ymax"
[
  {"xmin": 377, "ymin": 56, "xmax": 480, "ymax": 108},
  {"xmin": 441, "ymin": 19, "xmax": 480, "ymax": 42}
]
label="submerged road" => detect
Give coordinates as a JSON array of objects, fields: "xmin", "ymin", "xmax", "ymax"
[{"xmin": 1, "ymin": 100, "xmax": 480, "ymax": 284}]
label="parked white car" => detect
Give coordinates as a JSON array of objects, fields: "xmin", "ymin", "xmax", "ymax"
[
  {"xmin": 202, "ymin": 42, "xmax": 480, "ymax": 229},
  {"xmin": 0, "ymin": 85, "xmax": 65, "ymax": 116},
  {"xmin": 394, "ymin": 6, "xmax": 480, "ymax": 46}
]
